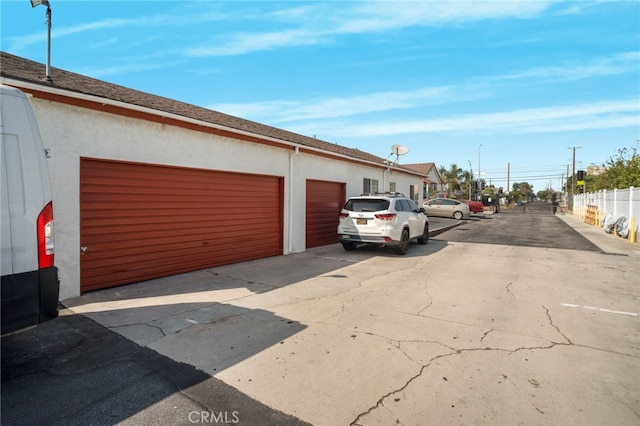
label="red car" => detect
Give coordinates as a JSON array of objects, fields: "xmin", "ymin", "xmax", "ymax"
[{"xmin": 459, "ymin": 199, "xmax": 484, "ymax": 214}]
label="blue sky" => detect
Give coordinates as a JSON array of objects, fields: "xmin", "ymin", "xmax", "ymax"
[{"xmin": 2, "ymin": 0, "xmax": 639, "ymax": 192}]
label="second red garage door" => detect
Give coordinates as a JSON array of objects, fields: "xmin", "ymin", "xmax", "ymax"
[{"xmin": 305, "ymin": 179, "xmax": 345, "ymax": 248}]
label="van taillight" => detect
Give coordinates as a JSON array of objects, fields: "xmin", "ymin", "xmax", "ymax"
[{"xmin": 37, "ymin": 201, "xmax": 54, "ymax": 269}]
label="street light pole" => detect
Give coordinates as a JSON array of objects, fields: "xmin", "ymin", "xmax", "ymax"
[
  {"xmin": 478, "ymin": 144, "xmax": 482, "ymax": 197},
  {"xmin": 478, "ymin": 144, "xmax": 482, "ymax": 182},
  {"xmin": 30, "ymin": 0, "xmax": 52, "ymax": 82},
  {"xmin": 467, "ymin": 160, "xmax": 473, "ymax": 199}
]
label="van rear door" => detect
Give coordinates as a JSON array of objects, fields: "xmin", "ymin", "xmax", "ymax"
[{"xmin": 1, "ymin": 85, "xmax": 59, "ymax": 334}]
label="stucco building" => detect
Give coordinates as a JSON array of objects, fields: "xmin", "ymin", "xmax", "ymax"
[
  {"xmin": 1, "ymin": 52, "xmax": 429, "ymax": 298},
  {"xmin": 405, "ymin": 163, "xmax": 444, "ymax": 199}
]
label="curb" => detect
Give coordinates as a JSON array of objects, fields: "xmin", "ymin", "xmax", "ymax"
[{"xmin": 429, "ymin": 220, "xmax": 465, "ymax": 238}]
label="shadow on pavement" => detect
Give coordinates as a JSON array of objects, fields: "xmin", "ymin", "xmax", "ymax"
[{"xmin": 1, "ymin": 311, "xmax": 310, "ymax": 426}]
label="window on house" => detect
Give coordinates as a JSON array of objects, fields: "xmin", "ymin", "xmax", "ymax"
[
  {"xmin": 389, "ymin": 181, "xmax": 397, "ymax": 192},
  {"xmin": 363, "ymin": 178, "xmax": 379, "ymax": 194},
  {"xmin": 409, "ymin": 184, "xmax": 419, "ymax": 202}
]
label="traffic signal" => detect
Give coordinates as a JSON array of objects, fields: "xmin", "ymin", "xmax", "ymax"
[{"xmin": 579, "ymin": 185, "xmax": 584, "ymax": 194}]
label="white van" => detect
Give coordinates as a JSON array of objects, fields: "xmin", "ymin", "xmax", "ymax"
[{"xmin": 1, "ymin": 84, "xmax": 59, "ymax": 334}]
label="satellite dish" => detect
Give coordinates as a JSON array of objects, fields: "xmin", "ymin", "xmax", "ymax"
[{"xmin": 391, "ymin": 144, "xmax": 409, "ymax": 156}]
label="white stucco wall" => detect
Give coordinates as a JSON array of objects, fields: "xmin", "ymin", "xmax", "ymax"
[{"xmin": 30, "ymin": 97, "xmax": 422, "ymax": 298}]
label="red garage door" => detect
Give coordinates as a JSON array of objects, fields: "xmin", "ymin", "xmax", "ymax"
[
  {"xmin": 306, "ymin": 180, "xmax": 345, "ymax": 248},
  {"xmin": 80, "ymin": 158, "xmax": 283, "ymax": 292}
]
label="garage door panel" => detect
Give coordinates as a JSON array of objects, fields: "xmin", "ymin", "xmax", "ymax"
[
  {"xmin": 82, "ymin": 211, "xmax": 275, "ymax": 228},
  {"xmin": 82, "ymin": 243, "xmax": 274, "ymax": 273},
  {"xmin": 80, "ymin": 158, "xmax": 283, "ymax": 292},
  {"xmin": 83, "ymin": 241, "xmax": 281, "ymax": 279},
  {"xmin": 84, "ymin": 248, "xmax": 278, "ymax": 286},
  {"xmin": 85, "ymin": 229, "xmax": 282, "ymax": 252},
  {"xmin": 84, "ymin": 190, "xmax": 266, "ymax": 201},
  {"xmin": 83, "ymin": 171, "xmax": 278, "ymax": 189},
  {"xmin": 82, "ymin": 208, "xmax": 243, "ymax": 222}
]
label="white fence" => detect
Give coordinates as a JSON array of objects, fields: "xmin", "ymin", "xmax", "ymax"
[{"xmin": 573, "ymin": 187, "xmax": 639, "ymax": 243}]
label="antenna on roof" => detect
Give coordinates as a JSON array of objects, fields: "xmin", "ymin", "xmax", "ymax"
[
  {"xmin": 30, "ymin": 0, "xmax": 53, "ymax": 82},
  {"xmin": 386, "ymin": 144, "xmax": 409, "ymax": 166}
]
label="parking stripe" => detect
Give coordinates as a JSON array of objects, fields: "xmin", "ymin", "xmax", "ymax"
[{"xmin": 561, "ymin": 303, "xmax": 638, "ymax": 317}]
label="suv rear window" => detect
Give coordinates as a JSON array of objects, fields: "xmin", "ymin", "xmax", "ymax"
[{"xmin": 344, "ymin": 199, "xmax": 390, "ymax": 212}]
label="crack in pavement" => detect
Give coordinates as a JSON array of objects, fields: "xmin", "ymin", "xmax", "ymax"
[
  {"xmin": 480, "ymin": 328, "xmax": 494, "ymax": 343},
  {"xmin": 505, "ymin": 275, "xmax": 519, "ymax": 299},
  {"xmin": 417, "ymin": 276, "xmax": 434, "ymax": 316},
  {"xmin": 543, "ymin": 305, "xmax": 572, "ymax": 344},
  {"xmin": 350, "ymin": 341, "xmax": 573, "ymax": 426},
  {"xmin": 350, "ymin": 304, "xmax": 577, "ymax": 425}
]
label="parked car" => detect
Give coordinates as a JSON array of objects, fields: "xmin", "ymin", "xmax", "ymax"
[
  {"xmin": 423, "ymin": 198, "xmax": 471, "ymax": 220},
  {"xmin": 459, "ymin": 199, "xmax": 484, "ymax": 214},
  {"xmin": 338, "ymin": 193, "xmax": 429, "ymax": 255}
]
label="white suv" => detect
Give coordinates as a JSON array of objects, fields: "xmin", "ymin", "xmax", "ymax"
[{"xmin": 337, "ymin": 193, "xmax": 429, "ymax": 255}]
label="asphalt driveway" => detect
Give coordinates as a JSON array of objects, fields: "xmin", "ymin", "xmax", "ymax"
[{"xmin": 4, "ymin": 213, "xmax": 639, "ymax": 425}]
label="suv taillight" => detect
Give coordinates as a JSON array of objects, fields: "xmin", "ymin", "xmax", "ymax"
[
  {"xmin": 37, "ymin": 201, "xmax": 54, "ymax": 269},
  {"xmin": 339, "ymin": 212, "xmax": 349, "ymax": 219},
  {"xmin": 375, "ymin": 213, "xmax": 396, "ymax": 220}
]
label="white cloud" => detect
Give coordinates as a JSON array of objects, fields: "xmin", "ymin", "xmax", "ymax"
[
  {"xmin": 8, "ymin": 7, "xmax": 226, "ymax": 52},
  {"xmin": 184, "ymin": 0, "xmax": 563, "ymax": 57},
  {"xmin": 12, "ymin": 1, "xmax": 564, "ymax": 57},
  {"xmin": 337, "ymin": 0, "xmax": 558, "ymax": 33},
  {"xmin": 499, "ymin": 52, "xmax": 640, "ymax": 81},
  {"xmin": 185, "ymin": 29, "xmax": 326, "ymax": 57},
  {"xmin": 8, "ymin": 18, "xmax": 133, "ymax": 51},
  {"xmin": 288, "ymin": 100, "xmax": 640, "ymax": 138},
  {"xmin": 209, "ymin": 86, "xmax": 454, "ymax": 122},
  {"xmin": 89, "ymin": 37, "xmax": 119, "ymax": 50}
]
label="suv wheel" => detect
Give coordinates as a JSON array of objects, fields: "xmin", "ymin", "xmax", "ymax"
[
  {"xmin": 417, "ymin": 223, "xmax": 429, "ymax": 244},
  {"xmin": 395, "ymin": 229, "xmax": 410, "ymax": 255},
  {"xmin": 342, "ymin": 242, "xmax": 357, "ymax": 251}
]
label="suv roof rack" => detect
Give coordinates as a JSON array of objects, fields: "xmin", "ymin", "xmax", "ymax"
[{"xmin": 359, "ymin": 192, "xmax": 406, "ymax": 197}]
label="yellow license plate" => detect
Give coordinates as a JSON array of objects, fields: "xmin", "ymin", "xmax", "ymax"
[{"xmin": 356, "ymin": 218, "xmax": 367, "ymax": 225}]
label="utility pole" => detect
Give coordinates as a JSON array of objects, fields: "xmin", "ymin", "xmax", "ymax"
[{"xmin": 568, "ymin": 146, "xmax": 581, "ymax": 194}]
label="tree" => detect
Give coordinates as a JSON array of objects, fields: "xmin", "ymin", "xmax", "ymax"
[
  {"xmin": 510, "ymin": 182, "xmax": 534, "ymax": 203},
  {"xmin": 460, "ymin": 169, "xmax": 473, "ymax": 196},
  {"xmin": 537, "ymin": 189, "xmax": 554, "ymax": 201},
  {"xmin": 590, "ymin": 145, "xmax": 640, "ymax": 190},
  {"xmin": 438, "ymin": 163, "xmax": 465, "ymax": 194}
]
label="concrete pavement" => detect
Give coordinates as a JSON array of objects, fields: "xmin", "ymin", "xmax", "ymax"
[
  {"xmin": 57, "ymin": 212, "xmax": 640, "ymax": 425},
  {"xmin": 556, "ymin": 212, "xmax": 640, "ymax": 257}
]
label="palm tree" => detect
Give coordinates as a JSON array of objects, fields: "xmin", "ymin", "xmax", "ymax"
[
  {"xmin": 439, "ymin": 163, "xmax": 464, "ymax": 195},
  {"xmin": 461, "ymin": 169, "xmax": 473, "ymax": 198}
]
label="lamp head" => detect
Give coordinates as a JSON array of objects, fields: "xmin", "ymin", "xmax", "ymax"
[{"xmin": 31, "ymin": 0, "xmax": 50, "ymax": 7}]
